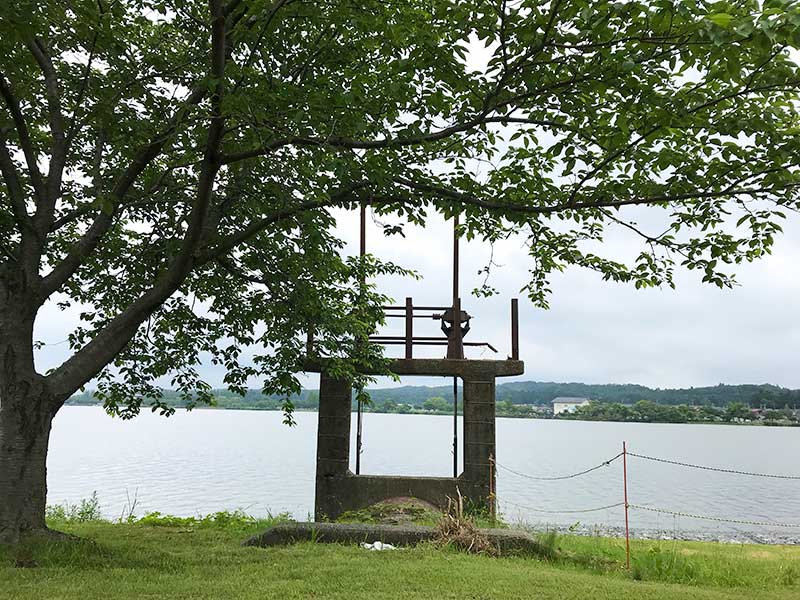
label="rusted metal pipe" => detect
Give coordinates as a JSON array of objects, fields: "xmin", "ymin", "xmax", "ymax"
[
  {"xmin": 511, "ymin": 298, "xmax": 519, "ymax": 360},
  {"xmin": 404, "ymin": 297, "xmax": 413, "ymax": 359},
  {"xmin": 356, "ymin": 202, "xmax": 366, "ymax": 475}
]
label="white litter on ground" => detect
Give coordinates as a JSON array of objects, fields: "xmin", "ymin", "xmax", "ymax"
[{"xmin": 361, "ymin": 541, "xmax": 399, "ymax": 551}]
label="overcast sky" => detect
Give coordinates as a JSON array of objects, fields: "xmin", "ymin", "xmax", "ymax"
[
  {"xmin": 33, "ymin": 204, "xmax": 800, "ymax": 391},
  {"xmin": 333, "ymin": 206, "xmax": 800, "ymax": 390}
]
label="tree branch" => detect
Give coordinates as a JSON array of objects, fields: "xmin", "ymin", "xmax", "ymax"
[
  {"xmin": 0, "ymin": 129, "xmax": 31, "ymax": 229},
  {"xmin": 65, "ymin": 3, "xmax": 104, "ymax": 146},
  {"xmin": 0, "ymin": 128, "xmax": 40, "ymax": 279},
  {"xmin": 165, "ymin": 0, "xmax": 227, "ymax": 279},
  {"xmin": 26, "ymin": 38, "xmax": 68, "ymax": 233},
  {"xmin": 393, "ymin": 176, "xmax": 797, "ymax": 217},
  {"xmin": 45, "ymin": 0, "xmax": 230, "ymax": 401},
  {"xmin": 220, "ymin": 116, "xmax": 586, "ymax": 164},
  {"xmin": 567, "ymin": 79, "xmax": 799, "ymax": 206},
  {"xmin": 0, "ymin": 73, "xmax": 46, "ymax": 202},
  {"xmin": 197, "ymin": 180, "xmax": 372, "ymax": 262},
  {"xmin": 38, "ymin": 86, "xmax": 207, "ymax": 300},
  {"xmin": 481, "ymin": 0, "xmax": 565, "ymax": 114}
]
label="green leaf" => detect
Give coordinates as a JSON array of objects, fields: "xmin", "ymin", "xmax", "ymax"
[{"xmin": 707, "ymin": 13, "xmax": 735, "ymax": 28}]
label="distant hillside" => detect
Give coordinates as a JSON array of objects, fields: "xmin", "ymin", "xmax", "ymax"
[
  {"xmin": 67, "ymin": 381, "xmax": 800, "ymax": 410},
  {"xmin": 493, "ymin": 381, "xmax": 800, "ymax": 408}
]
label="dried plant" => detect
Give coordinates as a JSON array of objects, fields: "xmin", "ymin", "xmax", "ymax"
[{"xmin": 434, "ymin": 489, "xmax": 498, "ymax": 556}]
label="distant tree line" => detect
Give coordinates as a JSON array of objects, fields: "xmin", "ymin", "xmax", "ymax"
[
  {"xmin": 558, "ymin": 400, "xmax": 799, "ymax": 426},
  {"xmin": 67, "ymin": 381, "xmax": 800, "ymax": 413},
  {"xmin": 492, "ymin": 382, "xmax": 800, "ymax": 409}
]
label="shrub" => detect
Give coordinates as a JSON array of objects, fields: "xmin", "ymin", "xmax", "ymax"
[{"xmin": 45, "ymin": 492, "xmax": 104, "ymax": 523}]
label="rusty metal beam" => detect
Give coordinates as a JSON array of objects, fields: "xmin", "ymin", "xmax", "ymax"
[
  {"xmin": 381, "ymin": 305, "xmax": 450, "ymax": 311},
  {"xmin": 511, "ymin": 298, "xmax": 519, "ymax": 360},
  {"xmin": 404, "ymin": 297, "xmax": 413, "ymax": 359}
]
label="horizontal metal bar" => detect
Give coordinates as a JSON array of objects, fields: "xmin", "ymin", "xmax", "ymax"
[
  {"xmin": 370, "ymin": 336, "xmax": 449, "ymax": 342},
  {"xmin": 369, "ymin": 335, "xmax": 447, "ymax": 344},
  {"xmin": 383, "ymin": 313, "xmax": 440, "ymax": 319},
  {"xmin": 370, "ymin": 340, "xmax": 449, "ymax": 346},
  {"xmin": 463, "ymin": 342, "xmax": 498, "ymax": 353},
  {"xmin": 381, "ymin": 305, "xmax": 450, "ymax": 311},
  {"xmin": 369, "ymin": 337, "xmax": 497, "ymax": 352}
]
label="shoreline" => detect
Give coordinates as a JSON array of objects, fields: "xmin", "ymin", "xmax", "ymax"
[
  {"xmin": 62, "ymin": 402, "xmax": 800, "ymax": 427},
  {"xmin": 518, "ymin": 522, "xmax": 800, "ymax": 546}
]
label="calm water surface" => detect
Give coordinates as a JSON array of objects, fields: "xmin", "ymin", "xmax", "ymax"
[{"xmin": 49, "ymin": 407, "xmax": 800, "ymax": 537}]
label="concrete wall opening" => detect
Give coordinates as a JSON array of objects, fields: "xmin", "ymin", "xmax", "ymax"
[{"xmin": 349, "ymin": 376, "xmax": 464, "ymax": 478}]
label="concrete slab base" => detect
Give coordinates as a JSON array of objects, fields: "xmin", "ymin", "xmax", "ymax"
[{"xmin": 243, "ymin": 522, "xmax": 546, "ymax": 556}]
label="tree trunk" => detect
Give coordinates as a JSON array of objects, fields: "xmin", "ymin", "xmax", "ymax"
[
  {"xmin": 0, "ymin": 387, "xmax": 54, "ymax": 544},
  {"xmin": 0, "ymin": 278, "xmax": 57, "ymax": 544}
]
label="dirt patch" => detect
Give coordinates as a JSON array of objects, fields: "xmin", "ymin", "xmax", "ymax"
[
  {"xmin": 338, "ymin": 497, "xmax": 441, "ymax": 526},
  {"xmin": 380, "ymin": 497, "xmax": 438, "ymax": 510}
]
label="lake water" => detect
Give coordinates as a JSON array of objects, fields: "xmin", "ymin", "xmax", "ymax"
[{"xmin": 49, "ymin": 407, "xmax": 800, "ymax": 540}]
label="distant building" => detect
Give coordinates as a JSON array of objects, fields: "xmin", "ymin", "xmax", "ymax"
[{"xmin": 552, "ymin": 397, "xmax": 590, "ymax": 415}]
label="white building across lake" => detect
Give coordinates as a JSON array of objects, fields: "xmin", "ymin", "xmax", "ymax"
[{"xmin": 552, "ymin": 397, "xmax": 590, "ymax": 415}]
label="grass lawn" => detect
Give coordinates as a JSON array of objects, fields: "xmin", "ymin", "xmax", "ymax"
[{"xmin": 1, "ymin": 515, "xmax": 799, "ymax": 599}]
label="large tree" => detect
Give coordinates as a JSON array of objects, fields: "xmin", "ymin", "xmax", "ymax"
[{"xmin": 1, "ymin": 0, "xmax": 799, "ymax": 542}]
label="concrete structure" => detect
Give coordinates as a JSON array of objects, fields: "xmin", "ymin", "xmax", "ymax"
[
  {"xmin": 552, "ymin": 397, "xmax": 590, "ymax": 415},
  {"xmin": 244, "ymin": 521, "xmax": 547, "ymax": 555},
  {"xmin": 309, "ymin": 357, "xmax": 524, "ymax": 521},
  {"xmin": 304, "ymin": 209, "xmax": 525, "ymax": 521}
]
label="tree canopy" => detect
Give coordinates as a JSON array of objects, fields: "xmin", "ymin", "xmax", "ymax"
[{"xmin": 2, "ymin": 0, "xmax": 800, "ymax": 418}]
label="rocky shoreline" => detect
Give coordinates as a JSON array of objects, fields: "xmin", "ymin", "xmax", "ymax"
[{"xmin": 520, "ymin": 522, "xmax": 800, "ymax": 546}]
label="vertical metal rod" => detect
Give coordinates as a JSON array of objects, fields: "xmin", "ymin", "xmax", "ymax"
[
  {"xmin": 453, "ymin": 212, "xmax": 459, "ymax": 306},
  {"xmin": 356, "ymin": 203, "xmax": 366, "ymax": 475},
  {"xmin": 452, "ymin": 212, "xmax": 460, "ymax": 477},
  {"xmin": 489, "ymin": 453, "xmax": 495, "ymax": 520},
  {"xmin": 405, "ymin": 297, "xmax": 413, "ymax": 359},
  {"xmin": 623, "ymin": 440, "xmax": 631, "ymax": 570},
  {"xmin": 355, "ymin": 406, "xmax": 363, "ymax": 475},
  {"xmin": 453, "ymin": 376, "xmax": 458, "ymax": 478},
  {"xmin": 511, "ymin": 298, "xmax": 519, "ymax": 360},
  {"xmin": 360, "ymin": 202, "xmax": 366, "ymax": 257},
  {"xmin": 453, "ymin": 296, "xmax": 463, "ymax": 358}
]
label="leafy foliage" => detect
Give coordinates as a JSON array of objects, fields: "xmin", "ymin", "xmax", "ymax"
[
  {"xmin": 44, "ymin": 492, "xmax": 103, "ymax": 523},
  {"xmin": 134, "ymin": 509, "xmax": 290, "ymax": 530}
]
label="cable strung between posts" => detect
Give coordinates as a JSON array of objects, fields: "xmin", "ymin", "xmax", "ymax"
[
  {"xmin": 501, "ymin": 498, "xmax": 625, "ymax": 514},
  {"xmin": 495, "ymin": 452, "xmax": 623, "ymax": 481},
  {"xmin": 627, "ymin": 452, "xmax": 800, "ymax": 480},
  {"xmin": 629, "ymin": 504, "xmax": 800, "ymax": 528}
]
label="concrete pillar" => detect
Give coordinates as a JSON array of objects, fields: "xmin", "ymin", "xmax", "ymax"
[
  {"xmin": 315, "ymin": 373, "xmax": 352, "ymax": 520},
  {"xmin": 462, "ymin": 379, "xmax": 496, "ymax": 509}
]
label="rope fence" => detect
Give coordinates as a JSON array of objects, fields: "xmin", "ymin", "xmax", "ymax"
[
  {"xmin": 501, "ymin": 498, "xmax": 625, "ymax": 515},
  {"xmin": 494, "ymin": 452, "xmax": 623, "ymax": 481},
  {"xmin": 628, "ymin": 504, "xmax": 800, "ymax": 529},
  {"xmin": 492, "ymin": 442, "xmax": 800, "ymax": 568},
  {"xmin": 626, "ymin": 452, "xmax": 800, "ymax": 480}
]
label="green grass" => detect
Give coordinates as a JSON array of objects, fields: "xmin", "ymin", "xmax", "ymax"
[{"xmin": 1, "ymin": 514, "xmax": 799, "ymax": 599}]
